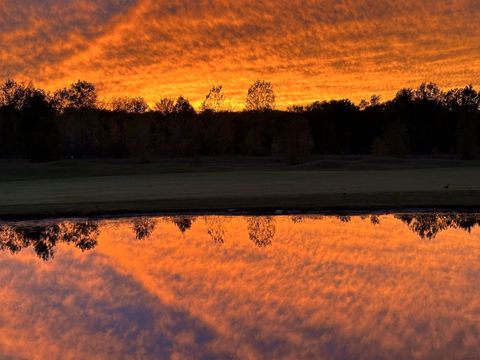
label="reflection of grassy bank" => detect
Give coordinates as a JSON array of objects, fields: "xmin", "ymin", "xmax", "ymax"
[{"xmin": 1, "ymin": 158, "xmax": 480, "ymax": 218}]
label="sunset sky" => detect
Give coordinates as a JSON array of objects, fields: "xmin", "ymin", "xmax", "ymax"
[{"xmin": 1, "ymin": 0, "xmax": 479, "ymax": 108}]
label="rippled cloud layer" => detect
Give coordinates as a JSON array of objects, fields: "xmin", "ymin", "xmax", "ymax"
[{"xmin": 1, "ymin": 0, "xmax": 479, "ymax": 107}]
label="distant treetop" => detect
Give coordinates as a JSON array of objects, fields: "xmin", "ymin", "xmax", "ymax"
[{"xmin": 246, "ymin": 80, "xmax": 276, "ymax": 111}]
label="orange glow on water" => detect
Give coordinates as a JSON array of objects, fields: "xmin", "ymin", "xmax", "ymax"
[{"xmin": 0, "ymin": 215, "xmax": 479, "ymax": 358}]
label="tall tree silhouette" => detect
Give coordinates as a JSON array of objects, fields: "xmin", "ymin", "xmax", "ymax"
[
  {"xmin": 54, "ymin": 80, "xmax": 97, "ymax": 111},
  {"xmin": 0, "ymin": 79, "xmax": 39, "ymax": 109},
  {"xmin": 19, "ymin": 86, "xmax": 59, "ymax": 161},
  {"xmin": 444, "ymin": 85, "xmax": 479, "ymax": 112},
  {"xmin": 414, "ymin": 82, "xmax": 443, "ymax": 103},
  {"xmin": 201, "ymin": 85, "xmax": 226, "ymax": 112},
  {"xmin": 246, "ymin": 80, "xmax": 276, "ymax": 111}
]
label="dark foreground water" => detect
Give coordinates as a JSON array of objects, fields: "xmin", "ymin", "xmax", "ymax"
[{"xmin": 0, "ymin": 213, "xmax": 479, "ymax": 359}]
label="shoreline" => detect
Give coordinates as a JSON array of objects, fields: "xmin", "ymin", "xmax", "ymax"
[{"xmin": 1, "ymin": 191, "xmax": 479, "ymax": 221}]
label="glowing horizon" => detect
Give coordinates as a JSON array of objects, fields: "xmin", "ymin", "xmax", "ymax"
[{"xmin": 1, "ymin": 0, "xmax": 479, "ymax": 109}]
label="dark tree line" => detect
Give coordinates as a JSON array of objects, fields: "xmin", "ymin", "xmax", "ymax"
[{"xmin": 1, "ymin": 80, "xmax": 479, "ymax": 162}]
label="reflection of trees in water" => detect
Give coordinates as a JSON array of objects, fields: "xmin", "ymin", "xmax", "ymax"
[
  {"xmin": 203, "ymin": 216, "xmax": 228, "ymax": 244},
  {"xmin": 132, "ymin": 218, "xmax": 157, "ymax": 240},
  {"xmin": 62, "ymin": 222, "xmax": 99, "ymax": 251},
  {"xmin": 396, "ymin": 213, "xmax": 480, "ymax": 240},
  {"xmin": 3, "ymin": 213, "xmax": 477, "ymax": 261},
  {"xmin": 247, "ymin": 217, "xmax": 276, "ymax": 247},
  {"xmin": 150, "ymin": 213, "xmax": 467, "ymax": 246},
  {"xmin": 0, "ymin": 221, "xmax": 99, "ymax": 260},
  {"xmin": 360, "ymin": 214, "xmax": 380, "ymax": 225},
  {"xmin": 169, "ymin": 216, "xmax": 196, "ymax": 233},
  {"xmin": 291, "ymin": 215, "xmax": 324, "ymax": 224},
  {"xmin": 0, "ymin": 226, "xmax": 25, "ymax": 254},
  {"xmin": 291, "ymin": 216, "xmax": 306, "ymax": 224}
]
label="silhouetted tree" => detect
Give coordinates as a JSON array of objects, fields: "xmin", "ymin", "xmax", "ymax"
[
  {"xmin": 201, "ymin": 85, "xmax": 226, "ymax": 112},
  {"xmin": 18, "ymin": 86, "xmax": 60, "ymax": 161},
  {"xmin": 444, "ymin": 85, "xmax": 479, "ymax": 112},
  {"xmin": 359, "ymin": 95, "xmax": 382, "ymax": 110},
  {"xmin": 307, "ymin": 99, "xmax": 360, "ymax": 154},
  {"xmin": 0, "ymin": 79, "xmax": 39, "ymax": 109},
  {"xmin": 111, "ymin": 97, "xmax": 149, "ymax": 113},
  {"xmin": 286, "ymin": 105, "xmax": 305, "ymax": 113},
  {"xmin": 174, "ymin": 96, "xmax": 195, "ymax": 115},
  {"xmin": 414, "ymin": 82, "xmax": 443, "ymax": 103},
  {"xmin": 369, "ymin": 95, "xmax": 381, "ymax": 108},
  {"xmin": 358, "ymin": 99, "xmax": 369, "ymax": 111},
  {"xmin": 53, "ymin": 80, "xmax": 97, "ymax": 111},
  {"xmin": 246, "ymin": 80, "xmax": 276, "ymax": 111},
  {"xmin": 154, "ymin": 97, "xmax": 175, "ymax": 114}
]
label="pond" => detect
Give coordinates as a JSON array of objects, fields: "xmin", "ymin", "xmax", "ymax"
[{"xmin": 0, "ymin": 213, "xmax": 479, "ymax": 359}]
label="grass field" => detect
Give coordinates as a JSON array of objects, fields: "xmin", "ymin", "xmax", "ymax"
[{"xmin": 1, "ymin": 157, "xmax": 480, "ymax": 218}]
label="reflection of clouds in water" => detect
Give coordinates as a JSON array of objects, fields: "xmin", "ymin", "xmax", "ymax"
[
  {"xmin": 0, "ymin": 215, "xmax": 479, "ymax": 358},
  {"xmin": 101, "ymin": 216, "xmax": 480, "ymax": 359},
  {"xmin": 0, "ymin": 250, "xmax": 225, "ymax": 359}
]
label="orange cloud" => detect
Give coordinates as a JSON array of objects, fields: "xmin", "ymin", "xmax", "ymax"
[{"xmin": 1, "ymin": 0, "xmax": 479, "ymax": 108}]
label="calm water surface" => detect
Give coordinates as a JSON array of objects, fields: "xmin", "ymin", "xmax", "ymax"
[{"xmin": 0, "ymin": 214, "xmax": 479, "ymax": 359}]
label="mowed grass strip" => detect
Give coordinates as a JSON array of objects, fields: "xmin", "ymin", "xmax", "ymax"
[{"xmin": 1, "ymin": 163, "xmax": 479, "ymax": 217}]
